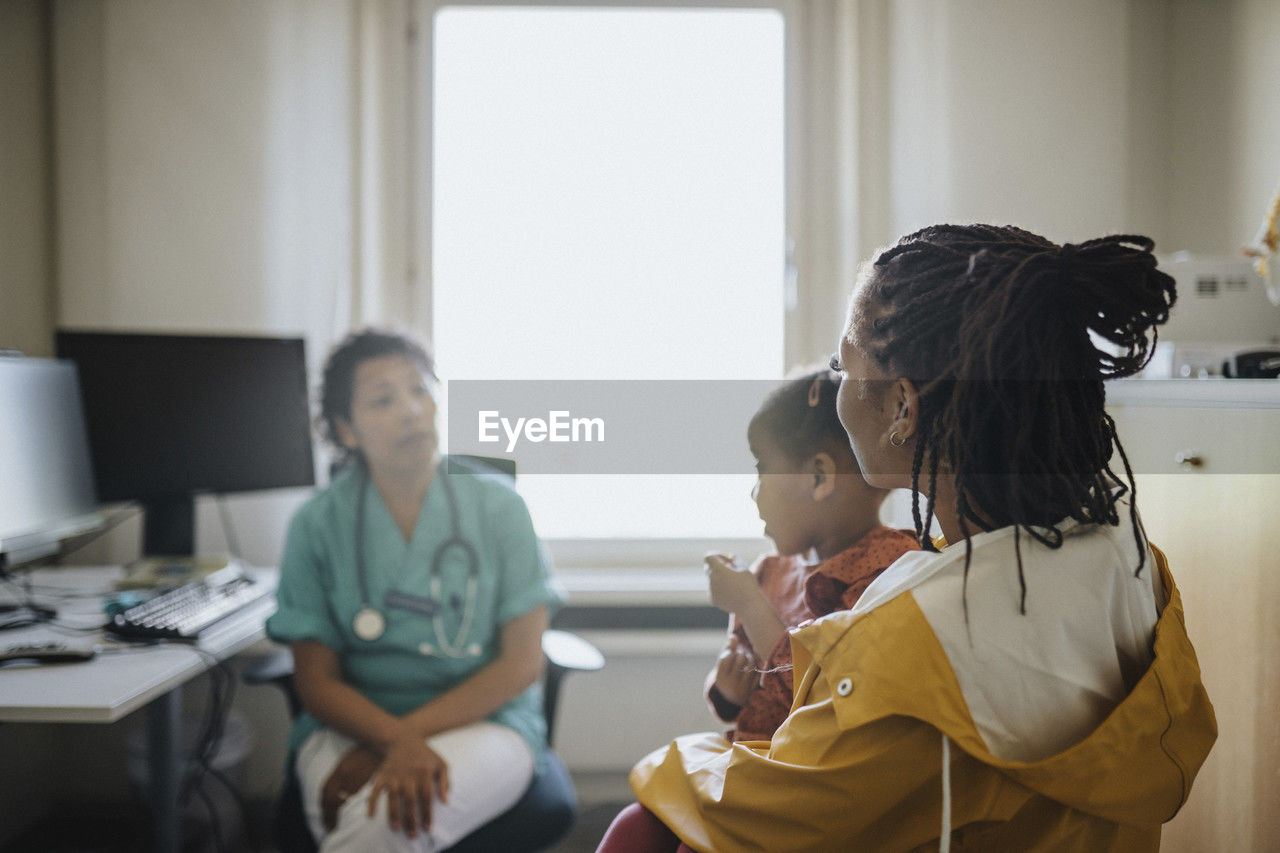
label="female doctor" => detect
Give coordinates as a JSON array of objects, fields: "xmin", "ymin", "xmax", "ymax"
[{"xmin": 266, "ymin": 328, "xmax": 562, "ymax": 851}]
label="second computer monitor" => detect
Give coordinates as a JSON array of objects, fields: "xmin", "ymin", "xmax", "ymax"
[
  {"xmin": 55, "ymin": 330, "xmax": 316, "ymax": 556},
  {"xmin": 0, "ymin": 358, "xmax": 102, "ymax": 567}
]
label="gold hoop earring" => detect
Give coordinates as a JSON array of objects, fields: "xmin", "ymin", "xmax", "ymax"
[{"xmin": 889, "ymin": 430, "xmax": 906, "ymax": 448}]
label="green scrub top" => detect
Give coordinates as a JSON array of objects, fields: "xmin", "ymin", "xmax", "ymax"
[{"xmin": 266, "ymin": 460, "xmax": 564, "ymax": 759}]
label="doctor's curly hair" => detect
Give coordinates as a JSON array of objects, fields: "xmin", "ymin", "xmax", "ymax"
[{"xmin": 318, "ymin": 328, "xmax": 437, "ymax": 470}]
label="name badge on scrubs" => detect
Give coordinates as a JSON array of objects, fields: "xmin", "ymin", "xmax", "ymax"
[{"xmin": 384, "ymin": 589, "xmax": 441, "ymax": 617}]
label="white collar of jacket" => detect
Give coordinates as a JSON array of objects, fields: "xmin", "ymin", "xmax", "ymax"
[{"xmin": 789, "ymin": 540, "xmax": 1217, "ymax": 827}]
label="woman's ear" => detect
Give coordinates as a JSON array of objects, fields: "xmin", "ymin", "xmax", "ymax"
[
  {"xmin": 335, "ymin": 417, "xmax": 359, "ymax": 450},
  {"xmin": 887, "ymin": 378, "xmax": 920, "ymax": 443},
  {"xmin": 809, "ymin": 452, "xmax": 837, "ymax": 501}
]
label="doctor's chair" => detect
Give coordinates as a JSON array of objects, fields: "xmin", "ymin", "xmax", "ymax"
[{"xmin": 243, "ymin": 455, "xmax": 604, "ymax": 852}]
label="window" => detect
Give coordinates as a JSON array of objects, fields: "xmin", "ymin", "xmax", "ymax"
[{"xmin": 428, "ymin": 4, "xmax": 788, "ymax": 548}]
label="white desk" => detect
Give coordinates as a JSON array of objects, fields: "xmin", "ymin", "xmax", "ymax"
[{"xmin": 0, "ymin": 565, "xmax": 276, "ymax": 853}]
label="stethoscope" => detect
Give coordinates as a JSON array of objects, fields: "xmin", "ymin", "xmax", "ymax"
[{"xmin": 351, "ymin": 462, "xmax": 481, "ymax": 657}]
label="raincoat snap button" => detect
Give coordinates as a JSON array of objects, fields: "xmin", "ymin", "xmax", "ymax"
[{"xmin": 836, "ymin": 677, "xmax": 853, "ymax": 697}]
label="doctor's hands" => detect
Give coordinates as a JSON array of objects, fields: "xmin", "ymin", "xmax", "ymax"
[
  {"xmin": 321, "ymin": 745, "xmax": 380, "ymax": 832},
  {"xmin": 367, "ymin": 734, "xmax": 451, "ymax": 838}
]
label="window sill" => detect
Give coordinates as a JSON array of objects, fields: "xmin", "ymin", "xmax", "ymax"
[{"xmin": 555, "ymin": 566, "xmax": 710, "ymax": 607}]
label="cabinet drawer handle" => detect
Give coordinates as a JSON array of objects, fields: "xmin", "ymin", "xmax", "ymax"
[{"xmin": 1174, "ymin": 450, "xmax": 1204, "ymax": 468}]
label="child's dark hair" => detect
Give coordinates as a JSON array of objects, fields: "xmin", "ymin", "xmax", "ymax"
[
  {"xmin": 748, "ymin": 367, "xmax": 853, "ymax": 466},
  {"xmin": 852, "ymin": 224, "xmax": 1176, "ymax": 613},
  {"xmin": 319, "ymin": 327, "xmax": 436, "ymax": 469}
]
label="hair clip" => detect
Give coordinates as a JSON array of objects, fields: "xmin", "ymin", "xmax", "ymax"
[{"xmin": 807, "ymin": 376, "xmax": 822, "ymax": 407}]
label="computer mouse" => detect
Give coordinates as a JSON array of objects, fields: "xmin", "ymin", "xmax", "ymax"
[{"xmin": 0, "ymin": 642, "xmax": 97, "ymax": 666}]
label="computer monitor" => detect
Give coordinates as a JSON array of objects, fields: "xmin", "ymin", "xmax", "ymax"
[
  {"xmin": 0, "ymin": 358, "xmax": 103, "ymax": 568},
  {"xmin": 55, "ymin": 331, "xmax": 316, "ymax": 557}
]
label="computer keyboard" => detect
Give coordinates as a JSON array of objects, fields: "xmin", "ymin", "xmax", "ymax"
[{"xmin": 106, "ymin": 573, "xmax": 268, "ymax": 642}]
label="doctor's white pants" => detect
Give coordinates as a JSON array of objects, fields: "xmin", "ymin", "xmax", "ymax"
[{"xmin": 297, "ymin": 721, "xmax": 534, "ymax": 852}]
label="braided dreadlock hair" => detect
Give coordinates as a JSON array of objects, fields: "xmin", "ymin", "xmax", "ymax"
[{"xmin": 852, "ymin": 224, "xmax": 1176, "ymax": 613}]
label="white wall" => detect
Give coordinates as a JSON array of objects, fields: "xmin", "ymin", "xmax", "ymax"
[
  {"xmin": 1165, "ymin": 0, "xmax": 1236, "ymax": 253},
  {"xmin": 0, "ymin": 4, "xmax": 62, "ymax": 846},
  {"xmin": 554, "ymin": 630, "xmax": 727, "ymax": 771},
  {"xmin": 1230, "ymin": 1, "xmax": 1280, "ymax": 251},
  {"xmin": 1152, "ymin": 0, "xmax": 1280, "ymax": 336},
  {"xmin": 0, "ymin": 0, "xmax": 54, "ymax": 357},
  {"xmin": 1190, "ymin": 0, "xmax": 1280, "ymax": 255},
  {"xmin": 7, "ymin": 3, "xmax": 363, "ymax": 837},
  {"xmin": 883, "ymin": 0, "xmax": 1143, "ymax": 246},
  {"xmin": 786, "ymin": 0, "xmax": 1177, "ymax": 364},
  {"xmin": 31, "ymin": 0, "xmax": 1280, "ymax": 556},
  {"xmin": 875, "ymin": 0, "xmax": 1278, "ymax": 259},
  {"xmin": 52, "ymin": 0, "xmax": 357, "ymax": 567},
  {"xmin": 874, "ymin": 0, "xmax": 1280, "ymax": 345},
  {"xmin": 54, "ymin": 0, "xmax": 354, "ymax": 341},
  {"xmin": 41, "ymin": 0, "xmax": 1280, "ymax": 555}
]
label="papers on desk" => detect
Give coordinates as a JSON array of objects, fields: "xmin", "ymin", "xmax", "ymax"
[{"xmin": 115, "ymin": 554, "xmax": 241, "ymax": 589}]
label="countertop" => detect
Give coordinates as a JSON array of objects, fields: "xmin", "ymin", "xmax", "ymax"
[{"xmin": 1106, "ymin": 378, "xmax": 1280, "ymax": 408}]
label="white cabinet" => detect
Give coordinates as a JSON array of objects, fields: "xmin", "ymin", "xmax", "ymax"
[{"xmin": 1108, "ymin": 392, "xmax": 1280, "ymax": 852}]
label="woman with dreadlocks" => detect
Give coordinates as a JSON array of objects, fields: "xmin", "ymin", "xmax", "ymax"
[{"xmin": 613, "ymin": 226, "xmax": 1217, "ymax": 851}]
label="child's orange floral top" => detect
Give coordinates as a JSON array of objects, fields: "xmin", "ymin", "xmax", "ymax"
[{"xmin": 706, "ymin": 526, "xmax": 919, "ymax": 742}]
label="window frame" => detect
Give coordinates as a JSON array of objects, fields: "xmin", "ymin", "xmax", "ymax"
[{"xmin": 410, "ymin": 0, "xmax": 808, "ymax": 569}]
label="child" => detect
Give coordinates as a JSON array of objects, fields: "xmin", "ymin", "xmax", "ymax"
[{"xmin": 702, "ymin": 368, "xmax": 918, "ymax": 742}]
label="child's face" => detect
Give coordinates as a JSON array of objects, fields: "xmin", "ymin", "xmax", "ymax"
[{"xmin": 750, "ymin": 434, "xmax": 816, "ymax": 557}]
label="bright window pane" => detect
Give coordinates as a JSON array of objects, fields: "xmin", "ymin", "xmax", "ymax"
[{"xmin": 432, "ymin": 6, "xmax": 785, "ymax": 539}]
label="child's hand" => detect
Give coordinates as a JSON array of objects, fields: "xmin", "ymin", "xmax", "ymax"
[
  {"xmin": 714, "ymin": 641, "xmax": 759, "ymax": 708},
  {"xmin": 705, "ymin": 553, "xmax": 760, "ymax": 615}
]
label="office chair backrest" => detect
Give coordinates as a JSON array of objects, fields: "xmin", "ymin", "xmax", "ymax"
[{"xmin": 328, "ymin": 453, "xmax": 516, "ymax": 482}]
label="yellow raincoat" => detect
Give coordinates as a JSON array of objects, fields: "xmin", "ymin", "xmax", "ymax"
[{"xmin": 631, "ymin": 545, "xmax": 1216, "ymax": 851}]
